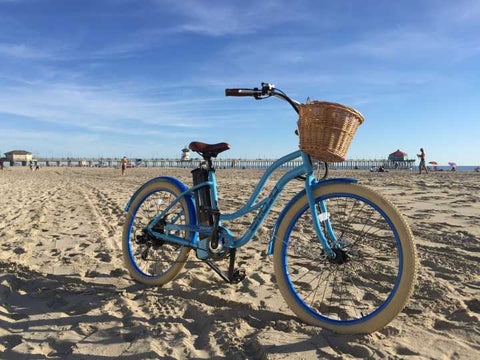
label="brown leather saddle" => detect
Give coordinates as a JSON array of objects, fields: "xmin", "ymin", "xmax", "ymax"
[{"xmin": 189, "ymin": 141, "xmax": 230, "ymax": 158}]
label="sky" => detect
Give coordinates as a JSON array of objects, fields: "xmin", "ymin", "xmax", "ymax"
[{"xmin": 0, "ymin": 0, "xmax": 479, "ymax": 165}]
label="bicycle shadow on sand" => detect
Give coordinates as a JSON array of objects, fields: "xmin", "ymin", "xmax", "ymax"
[
  {"xmin": 140, "ymin": 279, "xmax": 373, "ymax": 358},
  {"xmin": 0, "ymin": 260, "xmax": 372, "ymax": 359}
]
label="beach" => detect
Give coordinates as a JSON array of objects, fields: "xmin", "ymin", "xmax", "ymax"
[{"xmin": 0, "ymin": 167, "xmax": 479, "ymax": 359}]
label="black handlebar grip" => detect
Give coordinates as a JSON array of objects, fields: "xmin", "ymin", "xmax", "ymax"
[{"xmin": 225, "ymin": 89, "xmax": 239, "ymax": 96}]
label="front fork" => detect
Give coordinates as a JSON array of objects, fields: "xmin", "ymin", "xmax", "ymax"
[{"xmin": 305, "ymin": 173, "xmax": 339, "ymax": 258}]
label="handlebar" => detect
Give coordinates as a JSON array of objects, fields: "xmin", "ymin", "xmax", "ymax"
[
  {"xmin": 225, "ymin": 82, "xmax": 300, "ymax": 114},
  {"xmin": 224, "ymin": 82, "xmax": 329, "ymax": 177}
]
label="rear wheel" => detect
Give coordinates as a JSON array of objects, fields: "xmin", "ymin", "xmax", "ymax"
[
  {"xmin": 122, "ymin": 180, "xmax": 192, "ymax": 286},
  {"xmin": 273, "ymin": 183, "xmax": 416, "ymax": 334}
]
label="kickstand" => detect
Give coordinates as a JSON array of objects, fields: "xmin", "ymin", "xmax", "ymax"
[
  {"xmin": 203, "ymin": 248, "xmax": 246, "ymax": 284},
  {"xmin": 228, "ymin": 248, "xmax": 236, "ymax": 279}
]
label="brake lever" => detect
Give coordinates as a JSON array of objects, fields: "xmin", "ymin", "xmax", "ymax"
[
  {"xmin": 255, "ymin": 83, "xmax": 275, "ymax": 100},
  {"xmin": 261, "ymin": 82, "xmax": 275, "ymax": 94},
  {"xmin": 254, "ymin": 87, "xmax": 272, "ymax": 100}
]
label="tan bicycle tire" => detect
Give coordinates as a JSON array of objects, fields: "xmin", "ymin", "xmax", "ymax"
[
  {"xmin": 273, "ymin": 183, "xmax": 417, "ymax": 334},
  {"xmin": 122, "ymin": 181, "xmax": 191, "ymax": 286}
]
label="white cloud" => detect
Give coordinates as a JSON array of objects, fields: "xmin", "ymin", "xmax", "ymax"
[
  {"xmin": 0, "ymin": 78, "xmax": 224, "ymax": 133},
  {"xmin": 161, "ymin": 0, "xmax": 310, "ymax": 36},
  {"xmin": 331, "ymin": 29, "xmax": 463, "ymax": 59},
  {"xmin": 0, "ymin": 43, "xmax": 52, "ymax": 59}
]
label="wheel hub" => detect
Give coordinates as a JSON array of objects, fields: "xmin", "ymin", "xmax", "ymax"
[
  {"xmin": 150, "ymin": 219, "xmax": 166, "ymax": 247},
  {"xmin": 135, "ymin": 219, "xmax": 166, "ymax": 248},
  {"xmin": 328, "ymin": 248, "xmax": 350, "ymax": 265}
]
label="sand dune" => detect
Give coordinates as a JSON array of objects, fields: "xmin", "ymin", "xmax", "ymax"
[{"xmin": 0, "ymin": 167, "xmax": 479, "ymax": 358}]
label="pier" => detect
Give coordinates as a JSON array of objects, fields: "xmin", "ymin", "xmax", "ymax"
[{"xmin": 1, "ymin": 157, "xmax": 416, "ymax": 170}]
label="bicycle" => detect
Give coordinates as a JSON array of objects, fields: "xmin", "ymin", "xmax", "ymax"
[{"xmin": 122, "ymin": 83, "xmax": 417, "ymax": 334}]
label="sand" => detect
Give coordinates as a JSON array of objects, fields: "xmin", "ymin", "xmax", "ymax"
[{"xmin": 0, "ymin": 167, "xmax": 479, "ymax": 359}]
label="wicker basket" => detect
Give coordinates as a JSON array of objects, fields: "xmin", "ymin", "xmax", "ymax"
[{"xmin": 298, "ymin": 101, "xmax": 364, "ymax": 162}]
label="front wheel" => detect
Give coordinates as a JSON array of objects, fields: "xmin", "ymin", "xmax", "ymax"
[{"xmin": 273, "ymin": 183, "xmax": 417, "ymax": 334}]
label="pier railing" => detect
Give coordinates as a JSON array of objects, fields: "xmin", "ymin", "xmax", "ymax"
[{"xmin": 2, "ymin": 157, "xmax": 416, "ymax": 170}]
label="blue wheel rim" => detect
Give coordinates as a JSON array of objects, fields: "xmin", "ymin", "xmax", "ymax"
[
  {"xmin": 127, "ymin": 188, "xmax": 182, "ymax": 278},
  {"xmin": 281, "ymin": 192, "xmax": 403, "ymax": 325}
]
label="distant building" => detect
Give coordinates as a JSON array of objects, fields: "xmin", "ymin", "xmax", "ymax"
[
  {"xmin": 4, "ymin": 150, "xmax": 33, "ymax": 165},
  {"xmin": 388, "ymin": 149, "xmax": 408, "ymax": 162},
  {"xmin": 181, "ymin": 146, "xmax": 190, "ymax": 161}
]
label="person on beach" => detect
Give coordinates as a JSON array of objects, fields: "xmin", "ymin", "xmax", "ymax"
[
  {"xmin": 121, "ymin": 156, "xmax": 128, "ymax": 176},
  {"xmin": 417, "ymin": 148, "xmax": 428, "ymax": 174}
]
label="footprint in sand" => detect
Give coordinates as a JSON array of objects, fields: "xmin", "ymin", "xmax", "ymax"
[
  {"xmin": 73, "ymin": 323, "xmax": 98, "ymax": 337},
  {"xmin": 325, "ymin": 336, "xmax": 374, "ymax": 358},
  {"xmin": 0, "ymin": 335, "xmax": 23, "ymax": 351},
  {"xmin": 447, "ymin": 308, "xmax": 478, "ymax": 323},
  {"xmin": 110, "ymin": 268, "xmax": 128, "ymax": 277},
  {"xmin": 95, "ymin": 252, "xmax": 112, "ymax": 262},
  {"xmin": 46, "ymin": 338, "xmax": 76, "ymax": 357},
  {"xmin": 13, "ymin": 247, "xmax": 26, "ymax": 255},
  {"xmin": 433, "ymin": 319, "xmax": 457, "ymax": 330},
  {"xmin": 396, "ymin": 346, "xmax": 419, "ymax": 356},
  {"xmin": 50, "ymin": 249, "xmax": 61, "ymax": 256},
  {"xmin": 66, "ymin": 301, "xmax": 95, "ymax": 316},
  {"xmin": 84, "ymin": 269, "xmax": 102, "ymax": 278},
  {"xmin": 465, "ymin": 299, "xmax": 480, "ymax": 313}
]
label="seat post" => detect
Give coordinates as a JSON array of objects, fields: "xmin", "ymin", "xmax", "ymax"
[{"xmin": 204, "ymin": 156, "xmax": 214, "ymax": 170}]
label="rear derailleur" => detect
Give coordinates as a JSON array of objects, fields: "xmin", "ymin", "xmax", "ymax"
[{"xmin": 135, "ymin": 219, "xmax": 168, "ymax": 259}]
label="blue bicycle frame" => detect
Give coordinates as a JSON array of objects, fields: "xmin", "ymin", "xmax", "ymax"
[{"xmin": 145, "ymin": 150, "xmax": 340, "ymax": 258}]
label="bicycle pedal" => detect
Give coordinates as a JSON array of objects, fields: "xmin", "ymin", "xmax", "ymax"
[{"xmin": 230, "ymin": 268, "xmax": 246, "ymax": 284}]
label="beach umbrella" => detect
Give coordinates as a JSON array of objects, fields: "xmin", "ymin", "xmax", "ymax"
[
  {"xmin": 448, "ymin": 162, "xmax": 457, "ymax": 167},
  {"xmin": 428, "ymin": 161, "xmax": 438, "ymax": 165}
]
